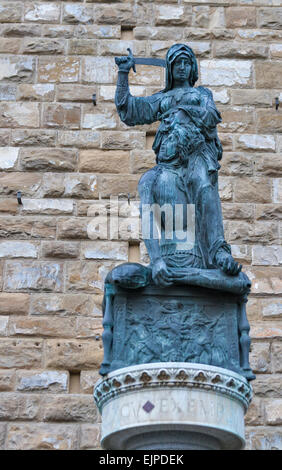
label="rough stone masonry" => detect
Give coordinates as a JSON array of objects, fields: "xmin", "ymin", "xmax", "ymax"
[{"xmin": 0, "ymin": 0, "xmax": 281, "ymax": 450}]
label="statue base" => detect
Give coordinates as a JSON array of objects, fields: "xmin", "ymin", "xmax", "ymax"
[{"xmin": 94, "ymin": 362, "xmax": 252, "ymax": 450}]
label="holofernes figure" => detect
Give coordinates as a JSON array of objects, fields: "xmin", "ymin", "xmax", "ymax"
[{"xmin": 115, "ymin": 44, "xmax": 243, "ymax": 288}]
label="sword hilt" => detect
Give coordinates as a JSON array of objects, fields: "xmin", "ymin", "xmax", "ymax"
[{"xmin": 115, "ymin": 47, "xmax": 136, "ymax": 73}]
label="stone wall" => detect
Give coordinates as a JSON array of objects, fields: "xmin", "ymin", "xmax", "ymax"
[{"xmin": 0, "ymin": 0, "xmax": 281, "ymax": 450}]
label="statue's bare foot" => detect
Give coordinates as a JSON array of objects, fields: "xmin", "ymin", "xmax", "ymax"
[{"xmin": 215, "ymin": 249, "xmax": 242, "ymax": 276}]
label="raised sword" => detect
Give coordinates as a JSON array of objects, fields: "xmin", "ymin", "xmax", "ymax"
[{"xmin": 115, "ymin": 48, "xmax": 165, "ymax": 72}]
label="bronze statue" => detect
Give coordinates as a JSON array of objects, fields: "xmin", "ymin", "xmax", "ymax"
[
  {"xmin": 98, "ymin": 44, "xmax": 255, "ymax": 381},
  {"xmin": 115, "ymin": 44, "xmax": 242, "ymax": 288}
]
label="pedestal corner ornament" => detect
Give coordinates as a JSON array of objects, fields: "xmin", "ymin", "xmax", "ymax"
[{"xmin": 93, "ymin": 44, "xmax": 255, "ymax": 450}]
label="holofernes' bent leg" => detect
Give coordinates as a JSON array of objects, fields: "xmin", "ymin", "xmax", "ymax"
[{"xmin": 188, "ymin": 155, "xmax": 241, "ymax": 275}]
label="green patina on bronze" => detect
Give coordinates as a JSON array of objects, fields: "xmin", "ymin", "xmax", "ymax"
[{"xmin": 99, "ymin": 44, "xmax": 255, "ymax": 382}]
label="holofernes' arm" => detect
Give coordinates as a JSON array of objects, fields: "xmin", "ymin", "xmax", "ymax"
[{"xmin": 115, "ymin": 70, "xmax": 161, "ymax": 127}]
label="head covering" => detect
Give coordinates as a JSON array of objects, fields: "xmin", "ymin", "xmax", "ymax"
[{"xmin": 164, "ymin": 44, "xmax": 198, "ymax": 91}]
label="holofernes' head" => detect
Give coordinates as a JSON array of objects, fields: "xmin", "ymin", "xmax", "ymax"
[{"xmin": 164, "ymin": 44, "xmax": 198, "ymax": 90}]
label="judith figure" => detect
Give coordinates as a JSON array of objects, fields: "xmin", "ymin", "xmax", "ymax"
[{"xmin": 115, "ymin": 44, "xmax": 241, "ymax": 288}]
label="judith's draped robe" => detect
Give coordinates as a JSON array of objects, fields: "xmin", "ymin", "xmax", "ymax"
[{"xmin": 115, "ymin": 73, "xmax": 232, "ymax": 270}]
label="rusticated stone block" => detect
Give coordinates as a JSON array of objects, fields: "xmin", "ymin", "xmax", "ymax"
[
  {"xmin": 16, "ymin": 370, "xmax": 69, "ymax": 393},
  {"xmin": 42, "ymin": 242, "xmax": 79, "ymax": 259},
  {"xmin": 258, "ymin": 8, "xmax": 282, "ymax": 29},
  {"xmin": 30, "ymin": 293, "xmax": 103, "ymax": 317},
  {"xmin": 235, "ymin": 135, "xmax": 275, "ymax": 152},
  {"xmin": 244, "ymin": 267, "xmax": 281, "ymax": 295},
  {"xmin": 18, "ymin": 84, "xmax": 55, "ymax": 102},
  {"xmin": 155, "ymin": 5, "xmax": 192, "ymax": 26},
  {"xmin": 4, "ymin": 261, "xmax": 64, "ymax": 292},
  {"xmin": 272, "ymin": 342, "xmax": 282, "ymax": 373},
  {"xmin": 0, "ymin": 241, "xmax": 37, "ymax": 259},
  {"xmin": 57, "ymin": 218, "xmax": 89, "ymax": 240},
  {"xmin": 0, "ymin": 147, "xmax": 19, "ymax": 170},
  {"xmin": 261, "ymin": 299, "xmax": 282, "ymax": 319},
  {"xmin": 0, "ymin": 103, "xmax": 39, "ymax": 128},
  {"xmin": 200, "ymin": 59, "xmax": 253, "ymax": 87},
  {"xmin": 256, "ymin": 110, "xmax": 282, "ymax": 134},
  {"xmin": 219, "ymin": 152, "xmax": 253, "ymax": 176},
  {"xmin": 57, "ymin": 84, "xmax": 94, "ymax": 102},
  {"xmin": 265, "ymin": 400, "xmax": 282, "ymax": 425},
  {"xmin": 0, "ymin": 2, "xmax": 23, "ymax": 23},
  {"xmin": 101, "ymin": 131, "xmax": 146, "ymax": 150},
  {"xmin": 232, "ymin": 90, "xmax": 272, "ymax": 108},
  {"xmin": 65, "ymin": 260, "xmax": 118, "ymax": 293},
  {"xmin": 0, "ymin": 56, "xmax": 34, "ymax": 82},
  {"xmin": 255, "ymin": 204, "xmax": 282, "ymax": 221},
  {"xmin": 218, "ymin": 108, "xmax": 255, "ymax": 133},
  {"xmin": 0, "ymin": 218, "xmax": 33, "ymax": 239},
  {"xmin": 98, "ymin": 39, "xmax": 146, "ymax": 57},
  {"xmin": 82, "ymin": 241, "xmax": 128, "ymax": 261},
  {"xmin": 43, "ymin": 103, "xmax": 80, "ymax": 129},
  {"xmin": 79, "ymin": 149, "xmax": 130, "ymax": 173},
  {"xmin": 234, "ymin": 178, "xmax": 271, "ymax": 203},
  {"xmin": 24, "ymin": 3, "xmax": 61, "ymax": 24},
  {"xmin": 21, "ymin": 38, "xmax": 65, "ymax": 55},
  {"xmin": 80, "ymin": 371, "xmax": 100, "ymax": 394},
  {"xmin": 0, "ymin": 23, "xmax": 41, "ymax": 38},
  {"xmin": 58, "ymin": 130, "xmax": 100, "ymax": 148},
  {"xmin": 0, "ymin": 339, "xmax": 43, "ymax": 369},
  {"xmin": 129, "ymin": 64, "xmax": 164, "ymax": 87},
  {"xmin": 6, "ymin": 423, "xmax": 79, "ymax": 450},
  {"xmin": 229, "ymin": 221, "xmax": 279, "ymax": 245},
  {"xmin": 11, "ymin": 130, "xmax": 56, "ymax": 147},
  {"xmin": 252, "ymin": 245, "xmax": 282, "ymax": 266},
  {"xmin": 255, "ymin": 62, "xmax": 282, "ymax": 88},
  {"xmin": 32, "ymin": 219, "xmax": 57, "ymax": 240},
  {"xmin": 43, "ymin": 394, "xmax": 97, "ymax": 423},
  {"xmin": 80, "ymin": 424, "xmax": 101, "ymax": 450},
  {"xmin": 0, "ymin": 172, "xmax": 42, "ymax": 197},
  {"xmin": 68, "ymin": 38, "xmax": 97, "ymax": 55},
  {"xmin": 21, "ymin": 199, "xmax": 74, "ymax": 216},
  {"xmin": 249, "ymin": 342, "xmax": 271, "ymax": 373},
  {"xmin": 38, "ymin": 57, "xmax": 80, "ymax": 83},
  {"xmin": 250, "ymin": 322, "xmax": 282, "ymax": 340},
  {"xmin": 0, "ymin": 370, "xmax": 15, "ymax": 392},
  {"xmin": 0, "ymin": 393, "xmax": 41, "ymax": 421},
  {"xmin": 99, "ymin": 85, "xmax": 144, "ymax": 102},
  {"xmin": 0, "ymin": 199, "xmax": 18, "ymax": 215},
  {"xmin": 8, "ymin": 316, "xmax": 76, "ymax": 338},
  {"xmin": 225, "ymin": 7, "xmax": 256, "ymax": 28},
  {"xmin": 245, "ymin": 398, "xmax": 265, "ymax": 426},
  {"xmin": 98, "ymin": 174, "xmax": 139, "ymax": 198},
  {"xmin": 44, "ymin": 339, "xmax": 103, "ymax": 371},
  {"xmin": 134, "ymin": 26, "xmax": 183, "ymax": 41},
  {"xmin": 252, "ymin": 375, "xmax": 282, "ymax": 397},
  {"xmin": 245, "ymin": 427, "xmax": 282, "ymax": 451},
  {"xmin": 222, "ymin": 203, "xmax": 254, "ymax": 221},
  {"xmin": 63, "ymin": 4, "xmax": 93, "ymax": 24},
  {"xmin": 0, "ymin": 38, "xmax": 20, "ymax": 54},
  {"xmin": 76, "ymin": 317, "xmax": 103, "ymax": 339},
  {"xmin": 214, "ymin": 42, "xmax": 268, "ymax": 59},
  {"xmin": 270, "ymin": 44, "xmax": 282, "ymax": 58},
  {"xmin": 20, "ymin": 148, "xmax": 77, "ymax": 172},
  {"xmin": 82, "ymin": 107, "xmax": 117, "ymax": 130},
  {"xmin": 0, "ymin": 293, "xmax": 29, "ymax": 315},
  {"xmin": 82, "ymin": 57, "xmax": 116, "ymax": 84},
  {"xmin": 94, "ymin": 3, "xmax": 137, "ymax": 27}
]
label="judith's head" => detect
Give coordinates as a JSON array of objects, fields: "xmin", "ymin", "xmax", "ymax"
[{"xmin": 164, "ymin": 44, "xmax": 198, "ymax": 91}]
